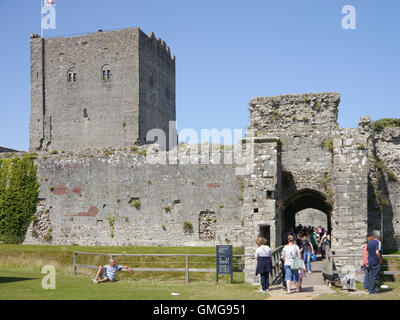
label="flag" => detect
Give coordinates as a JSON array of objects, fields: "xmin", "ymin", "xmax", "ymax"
[{"xmin": 45, "ymin": 0, "xmax": 55, "ymax": 5}]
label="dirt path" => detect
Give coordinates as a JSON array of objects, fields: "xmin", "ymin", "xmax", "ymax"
[{"xmin": 265, "ymin": 257, "xmax": 336, "ymax": 300}]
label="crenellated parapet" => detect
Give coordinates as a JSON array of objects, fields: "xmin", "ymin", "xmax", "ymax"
[{"xmin": 146, "ymin": 31, "xmax": 175, "ymax": 61}]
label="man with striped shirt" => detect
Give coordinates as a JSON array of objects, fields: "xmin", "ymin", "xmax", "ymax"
[{"xmin": 92, "ymin": 259, "xmax": 132, "ymax": 283}]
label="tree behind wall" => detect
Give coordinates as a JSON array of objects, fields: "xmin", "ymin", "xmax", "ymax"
[{"xmin": 0, "ymin": 155, "xmax": 40, "ymax": 244}]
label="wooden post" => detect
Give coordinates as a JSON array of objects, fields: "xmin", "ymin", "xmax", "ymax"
[
  {"xmin": 186, "ymin": 255, "xmax": 189, "ymax": 283},
  {"xmin": 73, "ymin": 252, "xmax": 77, "ymax": 276}
]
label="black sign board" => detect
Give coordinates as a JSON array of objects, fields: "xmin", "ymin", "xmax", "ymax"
[{"xmin": 216, "ymin": 245, "xmax": 233, "ymax": 283}]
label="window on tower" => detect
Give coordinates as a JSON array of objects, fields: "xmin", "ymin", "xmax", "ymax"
[
  {"xmin": 67, "ymin": 68, "xmax": 76, "ymax": 83},
  {"xmin": 101, "ymin": 65, "xmax": 111, "ymax": 80}
]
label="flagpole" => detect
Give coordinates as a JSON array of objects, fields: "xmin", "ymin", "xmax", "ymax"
[{"xmin": 41, "ymin": 0, "xmax": 44, "ymax": 38}]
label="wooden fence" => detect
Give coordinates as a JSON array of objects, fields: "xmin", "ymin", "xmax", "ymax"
[{"xmin": 73, "ymin": 246, "xmax": 284, "ymax": 284}]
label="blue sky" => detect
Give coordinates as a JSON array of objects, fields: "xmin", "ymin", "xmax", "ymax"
[{"xmin": 0, "ymin": 0, "xmax": 399, "ymax": 151}]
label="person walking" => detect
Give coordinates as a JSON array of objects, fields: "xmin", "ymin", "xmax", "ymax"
[
  {"xmin": 320, "ymin": 231, "xmax": 330, "ymax": 259},
  {"xmin": 363, "ymin": 234, "xmax": 374, "ymax": 290},
  {"xmin": 279, "ymin": 257, "xmax": 287, "ymax": 290},
  {"xmin": 299, "ymin": 260, "xmax": 307, "ymax": 292},
  {"xmin": 254, "ymin": 237, "xmax": 272, "ymax": 292},
  {"xmin": 282, "ymin": 235, "xmax": 301, "ymax": 294},
  {"xmin": 301, "ymin": 233, "xmax": 314, "ymax": 273},
  {"xmin": 367, "ymin": 230, "xmax": 383, "ymax": 294},
  {"xmin": 311, "ymin": 229, "xmax": 318, "ymax": 253},
  {"xmin": 296, "ymin": 232, "xmax": 303, "ymax": 250}
]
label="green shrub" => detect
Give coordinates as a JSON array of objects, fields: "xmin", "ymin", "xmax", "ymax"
[
  {"xmin": 387, "ymin": 170, "xmax": 398, "ymax": 182},
  {"xmin": 163, "ymin": 205, "xmax": 171, "ymax": 213},
  {"xmin": 131, "ymin": 200, "xmax": 141, "ymax": 209},
  {"xmin": 373, "ymin": 118, "xmax": 400, "ymax": 132},
  {"xmin": 107, "ymin": 215, "xmax": 116, "ymax": 238},
  {"xmin": 43, "ymin": 233, "xmax": 52, "ymax": 242},
  {"xmin": 0, "ymin": 156, "xmax": 40, "ymax": 244},
  {"xmin": 314, "ymin": 101, "xmax": 322, "ymax": 111},
  {"xmin": 357, "ymin": 143, "xmax": 366, "ymax": 150},
  {"xmin": 320, "ymin": 138, "xmax": 334, "ymax": 153},
  {"xmin": 183, "ymin": 221, "xmax": 193, "ymax": 233}
]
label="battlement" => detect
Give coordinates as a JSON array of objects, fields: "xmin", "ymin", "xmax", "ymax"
[
  {"xmin": 146, "ymin": 31, "xmax": 175, "ymax": 61},
  {"xmin": 31, "ymin": 27, "xmax": 175, "ymax": 60},
  {"xmin": 249, "ymin": 92, "xmax": 340, "ymax": 132}
]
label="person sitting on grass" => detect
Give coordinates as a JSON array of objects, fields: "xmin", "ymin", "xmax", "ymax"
[{"xmin": 92, "ymin": 259, "xmax": 132, "ymax": 284}]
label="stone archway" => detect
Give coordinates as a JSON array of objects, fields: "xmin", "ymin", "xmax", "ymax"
[{"xmin": 283, "ymin": 188, "xmax": 332, "ymax": 234}]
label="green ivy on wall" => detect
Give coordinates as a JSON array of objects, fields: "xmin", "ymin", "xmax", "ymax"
[{"xmin": 0, "ymin": 154, "xmax": 40, "ymax": 244}]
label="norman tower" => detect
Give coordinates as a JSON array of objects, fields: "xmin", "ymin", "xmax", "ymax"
[{"xmin": 30, "ymin": 27, "xmax": 176, "ymax": 152}]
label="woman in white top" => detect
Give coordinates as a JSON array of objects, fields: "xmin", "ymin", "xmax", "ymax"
[
  {"xmin": 282, "ymin": 235, "xmax": 301, "ymax": 294},
  {"xmin": 254, "ymin": 237, "xmax": 272, "ymax": 292}
]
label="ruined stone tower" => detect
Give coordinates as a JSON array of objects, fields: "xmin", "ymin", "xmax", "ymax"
[{"xmin": 30, "ymin": 27, "xmax": 176, "ymax": 152}]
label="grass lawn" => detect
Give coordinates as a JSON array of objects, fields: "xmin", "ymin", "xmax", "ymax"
[
  {"xmin": 316, "ymin": 263, "xmax": 400, "ymax": 300},
  {"xmin": 316, "ymin": 280, "xmax": 400, "ymax": 300},
  {"xmin": 0, "ymin": 271, "xmax": 266, "ymax": 300},
  {"xmin": 0, "ymin": 244, "xmax": 267, "ymax": 300}
]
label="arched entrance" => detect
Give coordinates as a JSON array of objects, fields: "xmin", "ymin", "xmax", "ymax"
[{"xmin": 283, "ymin": 189, "xmax": 332, "ymax": 234}]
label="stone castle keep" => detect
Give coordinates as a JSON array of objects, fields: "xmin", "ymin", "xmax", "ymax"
[
  {"xmin": 30, "ymin": 27, "xmax": 176, "ymax": 152},
  {"xmin": 20, "ymin": 27, "xmax": 399, "ymax": 282}
]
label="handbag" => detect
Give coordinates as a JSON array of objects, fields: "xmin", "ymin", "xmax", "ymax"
[
  {"xmin": 290, "ymin": 250, "xmax": 303, "ymax": 270},
  {"xmin": 311, "ymin": 253, "xmax": 317, "ymax": 261}
]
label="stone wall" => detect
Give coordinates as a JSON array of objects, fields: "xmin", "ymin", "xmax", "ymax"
[
  {"xmin": 23, "ymin": 147, "xmax": 244, "ymax": 246},
  {"xmin": 295, "ymin": 209, "xmax": 328, "ymax": 230},
  {"xmin": 331, "ymin": 126, "xmax": 369, "ymax": 270},
  {"xmin": 368, "ymin": 127, "xmax": 400, "ymax": 250},
  {"xmin": 242, "ymin": 137, "xmax": 281, "ymax": 283},
  {"xmin": 248, "ymin": 93, "xmax": 338, "ymax": 202},
  {"xmin": 139, "ymin": 30, "xmax": 176, "ymax": 149}
]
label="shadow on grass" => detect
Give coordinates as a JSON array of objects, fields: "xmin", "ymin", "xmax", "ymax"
[{"xmin": 0, "ymin": 276, "xmax": 38, "ymax": 284}]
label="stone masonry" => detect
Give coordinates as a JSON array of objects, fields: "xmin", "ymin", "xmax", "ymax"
[
  {"xmin": 295, "ymin": 209, "xmax": 328, "ymax": 230},
  {"xmin": 17, "ymin": 27, "xmax": 400, "ymax": 283},
  {"xmin": 30, "ymin": 27, "xmax": 176, "ymax": 152}
]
